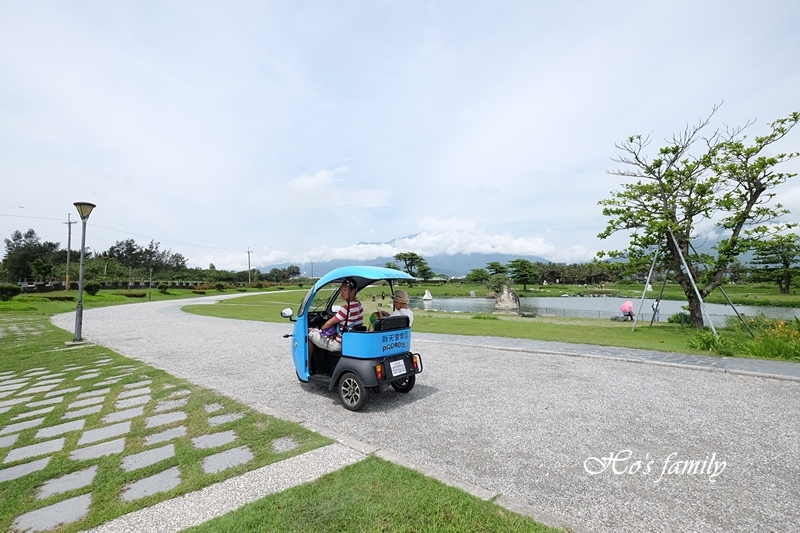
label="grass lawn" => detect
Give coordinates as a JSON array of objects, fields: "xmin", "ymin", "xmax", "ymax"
[{"xmin": 183, "ymin": 287, "xmax": 785, "ymax": 358}]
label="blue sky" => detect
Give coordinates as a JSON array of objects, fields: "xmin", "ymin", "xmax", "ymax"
[{"xmin": 2, "ymin": 1, "xmax": 799, "ymax": 270}]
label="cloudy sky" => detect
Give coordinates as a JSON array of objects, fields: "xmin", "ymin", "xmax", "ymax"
[{"xmin": 2, "ymin": 0, "xmax": 798, "ymax": 271}]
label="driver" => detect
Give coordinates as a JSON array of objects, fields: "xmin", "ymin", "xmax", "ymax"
[{"xmin": 308, "ymin": 278, "xmax": 364, "ymax": 361}]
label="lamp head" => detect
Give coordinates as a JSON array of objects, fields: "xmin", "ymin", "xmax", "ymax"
[{"xmin": 73, "ymin": 202, "xmax": 96, "ymax": 220}]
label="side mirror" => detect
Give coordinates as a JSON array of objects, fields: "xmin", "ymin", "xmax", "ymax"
[{"xmin": 280, "ymin": 308, "xmax": 294, "ymax": 320}]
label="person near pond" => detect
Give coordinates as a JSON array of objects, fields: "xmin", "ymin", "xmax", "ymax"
[
  {"xmin": 651, "ymin": 299, "xmax": 661, "ymax": 321},
  {"xmin": 308, "ymin": 278, "xmax": 363, "ymax": 366},
  {"xmin": 375, "ymin": 289, "xmax": 414, "ymax": 326}
]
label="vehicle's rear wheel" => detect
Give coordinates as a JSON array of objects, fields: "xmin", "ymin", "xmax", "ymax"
[
  {"xmin": 339, "ymin": 372, "xmax": 368, "ymax": 411},
  {"xmin": 390, "ymin": 375, "xmax": 415, "ymax": 393}
]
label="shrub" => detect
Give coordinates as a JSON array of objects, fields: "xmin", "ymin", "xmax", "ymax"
[
  {"xmin": 113, "ymin": 292, "xmax": 147, "ymax": 298},
  {"xmin": 0, "ymin": 284, "xmax": 23, "ymax": 301},
  {"xmin": 687, "ymin": 330, "xmax": 734, "ymax": 356},
  {"xmin": 158, "ymin": 283, "xmax": 169, "ymax": 294},
  {"xmin": 215, "ymin": 283, "xmax": 225, "ymax": 291},
  {"xmin": 192, "ymin": 290, "xmax": 206, "ymax": 295},
  {"xmin": 46, "ymin": 295, "xmax": 76, "ymax": 302},
  {"xmin": 83, "ymin": 281, "xmax": 101, "ymax": 296},
  {"xmin": 472, "ymin": 314, "xmax": 500, "ymax": 320},
  {"xmin": 667, "ymin": 312, "xmax": 690, "ymax": 326},
  {"xmin": 740, "ymin": 317, "xmax": 800, "ymax": 361}
]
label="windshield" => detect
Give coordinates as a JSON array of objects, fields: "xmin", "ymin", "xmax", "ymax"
[{"xmin": 305, "ymin": 284, "xmax": 341, "ymax": 315}]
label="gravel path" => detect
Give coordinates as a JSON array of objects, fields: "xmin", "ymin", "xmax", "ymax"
[{"xmin": 52, "ymin": 296, "xmax": 800, "ymax": 533}]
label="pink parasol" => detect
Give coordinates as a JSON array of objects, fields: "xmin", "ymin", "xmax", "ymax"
[{"xmin": 620, "ymin": 301, "xmax": 634, "ymax": 314}]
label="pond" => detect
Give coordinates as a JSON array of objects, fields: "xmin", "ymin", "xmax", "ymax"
[{"xmin": 409, "ymin": 295, "xmax": 800, "ymax": 328}]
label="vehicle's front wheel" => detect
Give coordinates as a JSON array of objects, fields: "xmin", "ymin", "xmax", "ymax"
[
  {"xmin": 338, "ymin": 372, "xmax": 368, "ymax": 411},
  {"xmin": 391, "ymin": 375, "xmax": 415, "ymax": 393}
]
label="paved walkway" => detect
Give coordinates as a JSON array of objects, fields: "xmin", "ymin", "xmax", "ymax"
[
  {"xmin": 417, "ymin": 333, "xmax": 800, "ymax": 382},
  {"xmin": 3, "ymin": 296, "xmax": 797, "ymax": 532}
]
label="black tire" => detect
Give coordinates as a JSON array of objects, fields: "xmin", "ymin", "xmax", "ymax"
[
  {"xmin": 391, "ymin": 375, "xmax": 415, "ymax": 393},
  {"xmin": 338, "ymin": 372, "xmax": 368, "ymax": 411}
]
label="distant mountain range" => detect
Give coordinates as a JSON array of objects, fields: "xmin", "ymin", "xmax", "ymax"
[{"xmin": 259, "ymin": 252, "xmax": 552, "ymax": 278}]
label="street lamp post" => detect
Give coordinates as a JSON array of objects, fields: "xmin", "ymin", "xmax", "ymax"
[{"xmin": 73, "ymin": 202, "xmax": 95, "ymax": 342}]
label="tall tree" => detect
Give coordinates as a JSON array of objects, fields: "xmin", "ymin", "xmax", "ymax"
[
  {"xmin": 749, "ymin": 232, "xmax": 800, "ymax": 294},
  {"xmin": 599, "ymin": 107, "xmax": 799, "ymax": 328},
  {"xmin": 507, "ymin": 259, "xmax": 539, "ymax": 290},
  {"xmin": 486, "ymin": 262, "xmax": 508, "ymax": 276},
  {"xmin": 465, "ymin": 268, "xmax": 490, "ymax": 284},
  {"xmin": 394, "ymin": 252, "xmax": 425, "ymax": 277},
  {"xmin": 3, "ymin": 229, "xmax": 61, "ymax": 281}
]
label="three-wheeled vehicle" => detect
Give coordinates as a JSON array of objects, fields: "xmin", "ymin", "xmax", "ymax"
[{"xmin": 281, "ymin": 266, "xmax": 423, "ymax": 411}]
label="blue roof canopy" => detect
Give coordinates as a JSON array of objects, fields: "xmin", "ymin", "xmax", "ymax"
[{"xmin": 314, "ymin": 266, "xmax": 412, "ymax": 292}]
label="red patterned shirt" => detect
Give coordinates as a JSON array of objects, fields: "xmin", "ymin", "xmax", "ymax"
[{"xmin": 334, "ymin": 300, "xmax": 363, "ymax": 342}]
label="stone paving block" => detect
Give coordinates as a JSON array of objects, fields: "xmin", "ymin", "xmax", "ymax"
[
  {"xmin": 103, "ymin": 406, "xmax": 144, "ymax": 423},
  {"xmin": 124, "ymin": 380, "xmax": 153, "ymax": 389},
  {"xmin": 0, "ymin": 417, "xmax": 46, "ymax": 435},
  {"xmin": 0, "ymin": 381, "xmax": 27, "ymax": 392},
  {"xmin": 167, "ymin": 389, "xmax": 191, "ymax": 398},
  {"xmin": 63, "ymin": 405, "xmax": 103, "ymax": 419},
  {"xmin": 0, "ymin": 457, "xmax": 50, "ymax": 482},
  {"xmin": 77, "ymin": 421, "xmax": 132, "ymax": 446},
  {"xmin": 204, "ymin": 402, "xmax": 223, "ymax": 413},
  {"xmin": 78, "ymin": 387, "xmax": 111, "ymax": 398},
  {"xmin": 121, "ymin": 443, "xmax": 176, "ymax": 472},
  {"xmin": 0, "ymin": 396, "xmax": 35, "ymax": 408},
  {"xmin": 145, "ymin": 411, "xmax": 187, "ymax": 429},
  {"xmin": 115, "ymin": 395, "xmax": 150, "ymax": 409},
  {"xmin": 35, "ymin": 378, "xmax": 65, "ymax": 386},
  {"xmin": 24, "ymin": 369, "xmax": 49, "ymax": 376},
  {"xmin": 44, "ymin": 386, "xmax": 81, "ymax": 398},
  {"xmin": 27, "ymin": 397, "xmax": 64, "ymax": 407},
  {"xmin": 272, "ymin": 436, "xmax": 299, "ymax": 453},
  {"xmin": 4, "ymin": 437, "xmax": 66, "ymax": 463},
  {"xmin": 37, "ymin": 465, "xmax": 99, "ymax": 499},
  {"xmin": 70, "ymin": 438, "xmax": 126, "ymax": 461},
  {"xmin": 154, "ymin": 398, "xmax": 188, "ymax": 412},
  {"xmin": 201, "ymin": 445, "xmax": 254, "ymax": 474},
  {"xmin": 0, "ymin": 405, "xmax": 11, "ymax": 413},
  {"xmin": 94, "ymin": 378, "xmax": 123, "ymax": 387},
  {"xmin": 35, "ymin": 419, "xmax": 86, "ymax": 439},
  {"xmin": 18, "ymin": 383, "xmax": 60, "ymax": 395},
  {"xmin": 146, "ymin": 426, "xmax": 187, "ymax": 446},
  {"xmin": 11, "ymin": 493, "xmax": 92, "ymax": 532},
  {"xmin": 119, "ymin": 387, "xmax": 151, "ymax": 399},
  {"xmin": 120, "ymin": 466, "xmax": 181, "ymax": 502},
  {"xmin": 1, "ymin": 377, "xmax": 28, "ymax": 385},
  {"xmin": 75, "ymin": 372, "xmax": 100, "ymax": 381},
  {"xmin": 208, "ymin": 413, "xmax": 244, "ymax": 427},
  {"xmin": 68, "ymin": 396, "xmax": 106, "ymax": 409},
  {"xmin": 0, "ymin": 392, "xmax": 15, "ymax": 401},
  {"xmin": 192, "ymin": 430, "xmax": 236, "ymax": 450},
  {"xmin": 11, "ymin": 405, "xmax": 55, "ymax": 421},
  {"xmin": 0, "ymin": 434, "xmax": 20, "ymax": 448}
]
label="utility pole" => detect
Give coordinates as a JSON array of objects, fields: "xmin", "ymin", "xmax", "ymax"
[
  {"xmin": 64, "ymin": 214, "xmax": 75, "ymax": 290},
  {"xmin": 247, "ymin": 248, "xmax": 252, "ymax": 284}
]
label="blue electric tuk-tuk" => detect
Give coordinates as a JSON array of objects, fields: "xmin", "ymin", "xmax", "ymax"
[{"xmin": 281, "ymin": 266, "xmax": 423, "ymax": 411}]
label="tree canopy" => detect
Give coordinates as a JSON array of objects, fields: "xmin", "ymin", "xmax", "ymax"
[{"xmin": 599, "ymin": 107, "xmax": 799, "ymax": 327}]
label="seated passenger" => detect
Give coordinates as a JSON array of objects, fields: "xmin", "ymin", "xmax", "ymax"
[
  {"xmin": 308, "ymin": 278, "xmax": 363, "ymax": 358},
  {"xmin": 376, "ymin": 289, "xmax": 414, "ymax": 326}
]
